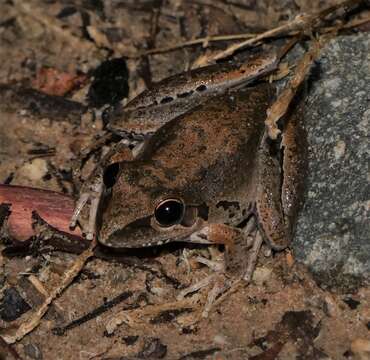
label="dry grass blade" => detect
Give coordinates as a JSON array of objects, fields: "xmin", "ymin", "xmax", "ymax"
[
  {"xmin": 265, "ymin": 39, "xmax": 322, "ymax": 139},
  {"xmin": 2, "ymin": 238, "xmax": 97, "ymax": 344}
]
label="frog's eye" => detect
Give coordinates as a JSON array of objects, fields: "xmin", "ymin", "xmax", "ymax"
[{"xmin": 154, "ymin": 199, "xmax": 185, "ymax": 227}]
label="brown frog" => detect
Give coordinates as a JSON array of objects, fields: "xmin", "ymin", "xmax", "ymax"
[
  {"xmin": 97, "ymin": 83, "xmax": 306, "ymax": 285},
  {"xmin": 70, "ymin": 50, "xmax": 288, "ymax": 239},
  {"xmin": 69, "ymin": 49, "xmax": 306, "ymax": 314}
]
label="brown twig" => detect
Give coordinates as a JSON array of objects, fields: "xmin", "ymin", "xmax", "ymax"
[
  {"xmin": 140, "ymin": 33, "xmax": 256, "ymax": 56},
  {"xmin": 2, "ymin": 237, "xmax": 96, "ymax": 344},
  {"xmin": 198, "ymin": 0, "xmax": 363, "ymax": 65},
  {"xmin": 52, "ymin": 291, "xmax": 133, "ymax": 336},
  {"xmin": 138, "ymin": 8, "xmax": 369, "ymax": 60},
  {"xmin": 323, "ymin": 12, "xmax": 370, "ymax": 32},
  {"xmin": 0, "ymin": 185, "xmax": 97, "ymax": 343},
  {"xmin": 140, "ymin": 0, "xmax": 363, "ymax": 66}
]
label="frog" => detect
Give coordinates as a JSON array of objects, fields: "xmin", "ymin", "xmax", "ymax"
[
  {"xmin": 69, "ymin": 44, "xmax": 306, "ymax": 312},
  {"xmin": 70, "ymin": 48, "xmax": 293, "ymax": 239},
  {"xmin": 96, "ymin": 82, "xmax": 306, "ymax": 297}
]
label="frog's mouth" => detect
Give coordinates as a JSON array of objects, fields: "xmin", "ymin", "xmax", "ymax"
[{"xmin": 98, "ymin": 215, "xmax": 211, "ymax": 249}]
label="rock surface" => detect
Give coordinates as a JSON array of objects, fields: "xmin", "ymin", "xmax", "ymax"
[{"xmin": 292, "ymin": 32, "xmax": 370, "ymax": 290}]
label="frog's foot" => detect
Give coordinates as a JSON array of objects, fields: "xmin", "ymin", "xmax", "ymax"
[
  {"xmin": 194, "ymin": 255, "xmax": 224, "ymax": 272},
  {"xmin": 69, "ymin": 174, "xmax": 104, "ymax": 240},
  {"xmin": 177, "ymin": 251, "xmax": 225, "ymax": 298},
  {"xmin": 177, "ymin": 271, "xmax": 232, "ymax": 318},
  {"xmin": 177, "ymin": 273, "xmax": 219, "ymax": 300},
  {"xmin": 177, "ymin": 250, "xmax": 234, "ymax": 318}
]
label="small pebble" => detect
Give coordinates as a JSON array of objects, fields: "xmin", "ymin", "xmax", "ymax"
[
  {"xmin": 122, "ymin": 335, "xmax": 139, "ymax": 346},
  {"xmin": 0, "ymin": 287, "xmax": 31, "ymax": 321},
  {"xmin": 138, "ymin": 337, "xmax": 167, "ymax": 359},
  {"xmin": 252, "ymin": 267, "xmax": 272, "ymax": 286},
  {"xmin": 333, "ymin": 140, "xmax": 346, "ymax": 159},
  {"xmin": 213, "ymin": 334, "xmax": 228, "ymax": 346}
]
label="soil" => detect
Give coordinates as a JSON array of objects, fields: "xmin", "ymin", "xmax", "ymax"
[{"xmin": 0, "ymin": 1, "xmax": 369, "ymax": 359}]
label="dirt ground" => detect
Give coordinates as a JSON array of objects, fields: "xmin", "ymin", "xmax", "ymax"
[{"xmin": 0, "ymin": 1, "xmax": 369, "ymax": 359}]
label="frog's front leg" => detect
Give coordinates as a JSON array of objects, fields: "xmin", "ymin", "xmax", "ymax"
[
  {"xmin": 70, "ymin": 141, "xmax": 136, "ymax": 239},
  {"xmin": 177, "ymin": 220, "xmax": 258, "ymax": 318},
  {"xmin": 256, "ymin": 104, "xmax": 307, "ymax": 251}
]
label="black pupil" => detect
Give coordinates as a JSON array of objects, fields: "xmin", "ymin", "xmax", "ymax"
[
  {"xmin": 155, "ymin": 200, "xmax": 184, "ymax": 227},
  {"xmin": 103, "ymin": 162, "xmax": 120, "ymax": 188}
]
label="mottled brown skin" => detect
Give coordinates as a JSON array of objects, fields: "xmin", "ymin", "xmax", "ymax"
[
  {"xmin": 106, "ymin": 53, "xmax": 278, "ymax": 139},
  {"xmin": 98, "ymin": 83, "xmax": 306, "ymax": 260}
]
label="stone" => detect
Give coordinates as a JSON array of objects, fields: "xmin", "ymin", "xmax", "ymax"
[
  {"xmin": 0, "ymin": 287, "xmax": 31, "ymax": 321},
  {"xmin": 292, "ymin": 32, "xmax": 370, "ymax": 290},
  {"xmin": 18, "ymin": 158, "xmax": 48, "ymax": 181}
]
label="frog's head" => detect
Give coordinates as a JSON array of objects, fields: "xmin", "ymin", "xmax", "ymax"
[{"xmin": 97, "ymin": 163, "xmax": 211, "ymax": 248}]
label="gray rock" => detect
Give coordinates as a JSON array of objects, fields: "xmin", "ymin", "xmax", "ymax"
[{"xmin": 292, "ymin": 32, "xmax": 370, "ymax": 290}]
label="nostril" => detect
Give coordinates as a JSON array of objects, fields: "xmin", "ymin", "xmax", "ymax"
[{"xmin": 103, "ymin": 162, "xmax": 120, "ymax": 188}]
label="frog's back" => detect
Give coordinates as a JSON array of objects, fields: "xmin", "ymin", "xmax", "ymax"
[
  {"xmin": 139, "ymin": 83, "xmax": 273, "ymax": 203},
  {"xmin": 125, "ymin": 62, "xmax": 249, "ymax": 110}
]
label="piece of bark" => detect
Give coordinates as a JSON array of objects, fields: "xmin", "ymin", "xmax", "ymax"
[{"xmin": 0, "ymin": 184, "xmax": 82, "ymax": 242}]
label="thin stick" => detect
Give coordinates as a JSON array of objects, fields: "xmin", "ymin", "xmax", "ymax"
[
  {"xmin": 28, "ymin": 275, "xmax": 50, "ymax": 298},
  {"xmin": 140, "ymin": 33, "xmax": 256, "ymax": 56},
  {"xmin": 323, "ymin": 13, "xmax": 370, "ymax": 32},
  {"xmin": 137, "ymin": 9, "xmax": 369, "ymax": 59},
  {"xmin": 2, "ymin": 238, "xmax": 97, "ymax": 344},
  {"xmin": 196, "ymin": 0, "xmax": 364, "ymax": 65}
]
